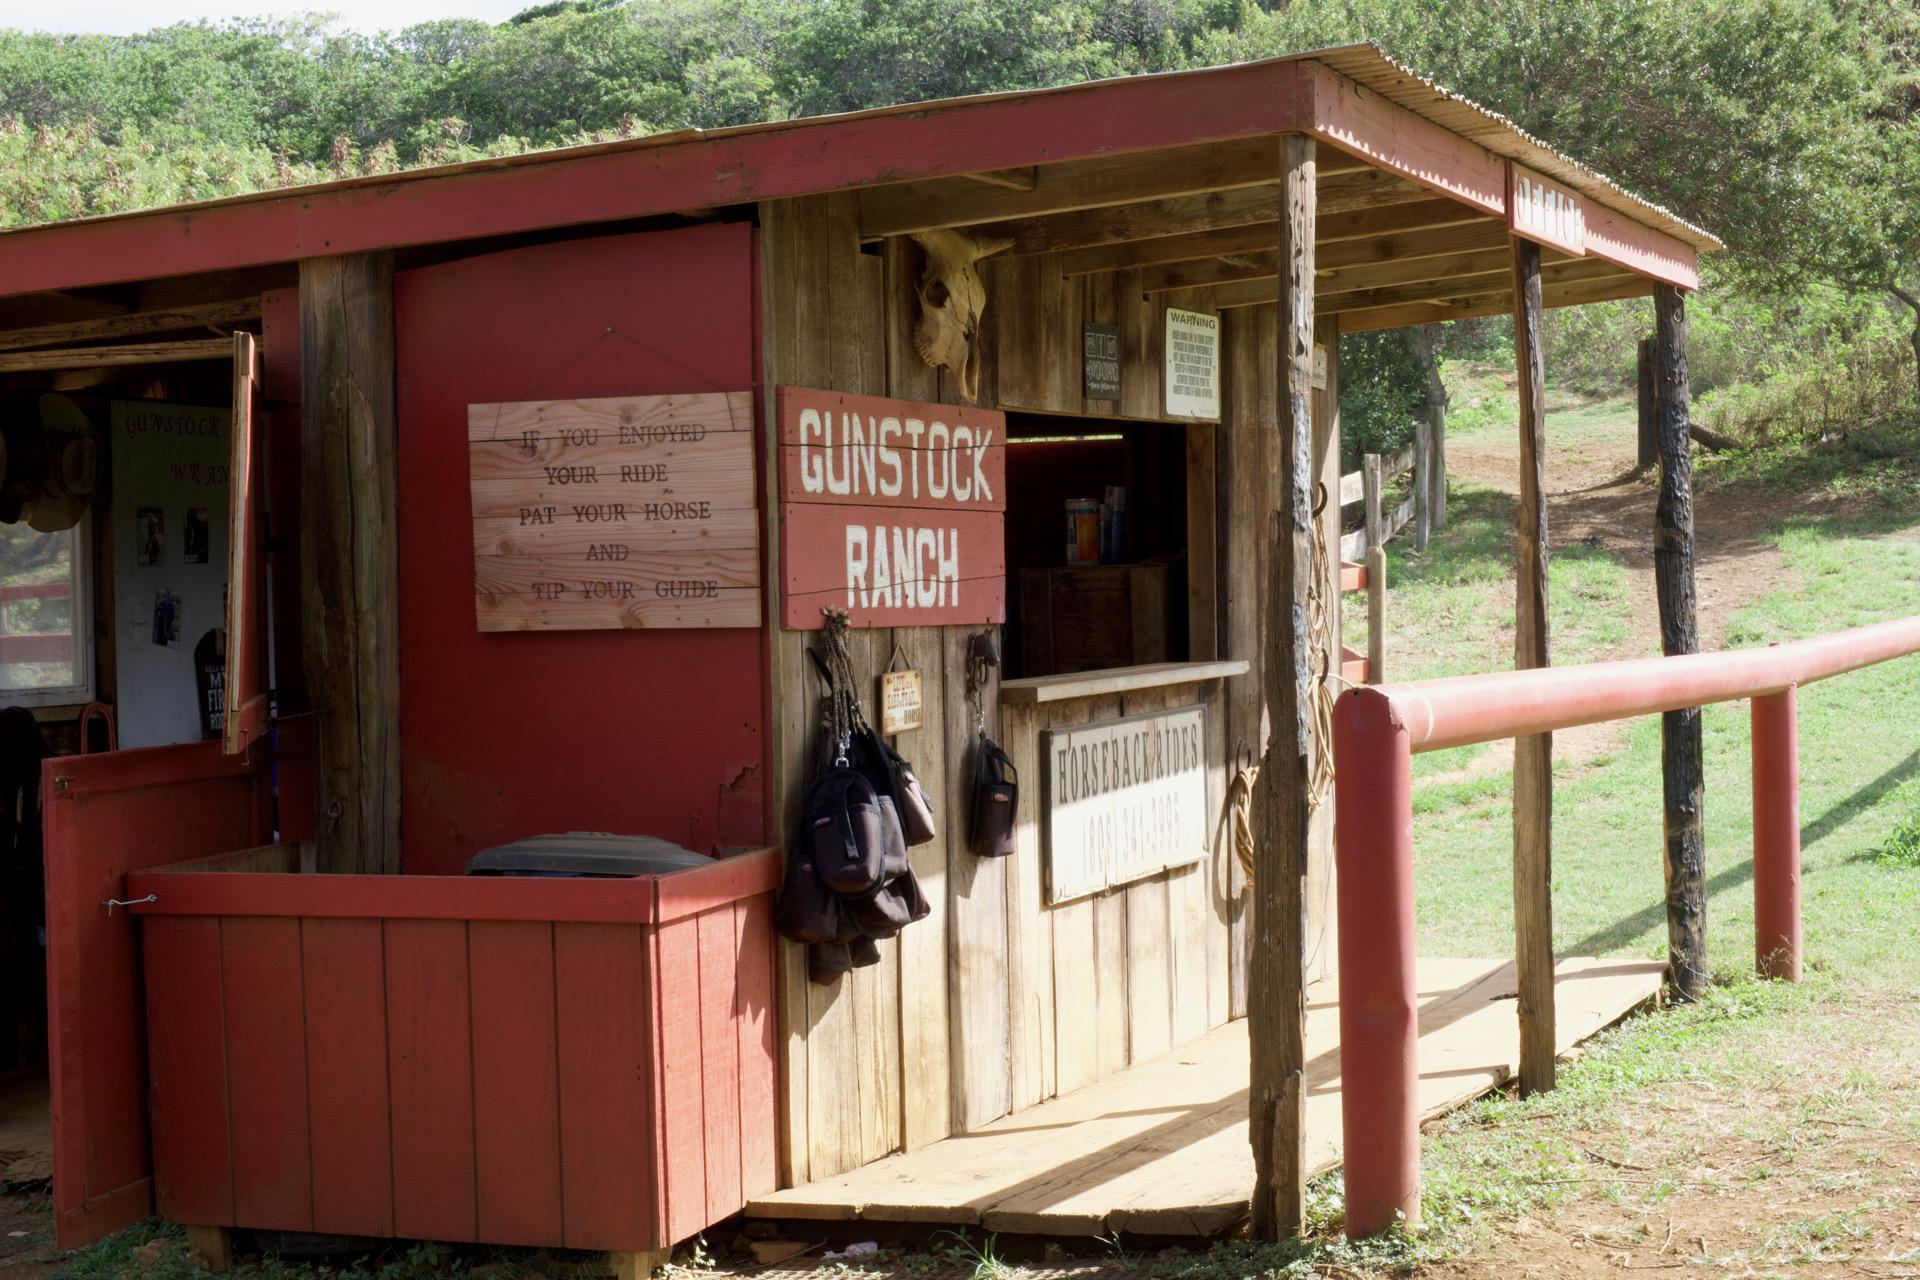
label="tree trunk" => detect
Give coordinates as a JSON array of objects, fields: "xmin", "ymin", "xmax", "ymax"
[
  {"xmin": 1405, "ymin": 323, "xmax": 1448, "ymax": 530},
  {"xmin": 1891, "ymin": 287, "xmax": 1920, "ymax": 408}
]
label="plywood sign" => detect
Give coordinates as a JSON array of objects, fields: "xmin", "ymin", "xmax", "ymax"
[
  {"xmin": 777, "ymin": 386, "xmax": 1006, "ymax": 630},
  {"xmin": 468, "ymin": 391, "xmax": 760, "ymax": 631},
  {"xmin": 1042, "ymin": 704, "xmax": 1208, "ymax": 905},
  {"xmin": 1508, "ymin": 161, "xmax": 1587, "ymax": 256}
]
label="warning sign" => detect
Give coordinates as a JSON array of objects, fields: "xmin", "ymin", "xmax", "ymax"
[{"xmin": 1164, "ymin": 308, "xmax": 1220, "ymax": 420}]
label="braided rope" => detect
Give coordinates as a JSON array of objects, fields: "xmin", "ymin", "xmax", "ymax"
[{"xmin": 1305, "ymin": 482, "xmax": 1339, "ymax": 811}]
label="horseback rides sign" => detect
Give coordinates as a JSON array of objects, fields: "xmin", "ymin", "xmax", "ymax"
[
  {"xmin": 467, "ymin": 390, "xmax": 760, "ymax": 631},
  {"xmin": 1041, "ymin": 704, "xmax": 1208, "ymax": 904},
  {"xmin": 777, "ymin": 386, "xmax": 1007, "ymax": 630}
]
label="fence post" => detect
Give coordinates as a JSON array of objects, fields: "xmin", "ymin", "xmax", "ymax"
[
  {"xmin": 1751, "ymin": 686, "xmax": 1802, "ymax": 981},
  {"xmin": 1363, "ymin": 452, "xmax": 1383, "ymax": 552},
  {"xmin": 1333, "ymin": 689, "xmax": 1420, "ymax": 1237},
  {"xmin": 1366, "ymin": 546, "xmax": 1386, "ymax": 684},
  {"xmin": 1413, "ymin": 420, "xmax": 1431, "ymax": 552}
]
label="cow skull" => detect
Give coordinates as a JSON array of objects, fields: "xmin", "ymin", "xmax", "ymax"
[{"xmin": 909, "ymin": 229, "xmax": 1014, "ymax": 401}]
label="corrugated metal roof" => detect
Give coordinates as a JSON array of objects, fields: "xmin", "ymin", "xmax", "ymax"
[
  {"xmin": 1309, "ymin": 43, "xmax": 1721, "ymax": 250},
  {"xmin": 0, "ymin": 40, "xmax": 1719, "ymax": 253}
]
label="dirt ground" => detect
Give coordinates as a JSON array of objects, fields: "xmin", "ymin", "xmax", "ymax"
[{"xmin": 1434, "ymin": 390, "xmax": 1801, "ymax": 780}]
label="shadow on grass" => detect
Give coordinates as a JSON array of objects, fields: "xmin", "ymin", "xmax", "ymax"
[
  {"xmin": 1810, "ymin": 746, "xmax": 1920, "ymax": 853},
  {"xmin": 1566, "ymin": 746, "xmax": 1920, "ymax": 956}
]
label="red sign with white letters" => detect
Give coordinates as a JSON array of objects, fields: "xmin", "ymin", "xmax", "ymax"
[{"xmin": 777, "ymin": 386, "xmax": 1007, "ymax": 630}]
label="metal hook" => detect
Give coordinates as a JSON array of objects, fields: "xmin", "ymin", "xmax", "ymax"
[{"xmin": 103, "ymin": 894, "xmax": 157, "ymax": 916}]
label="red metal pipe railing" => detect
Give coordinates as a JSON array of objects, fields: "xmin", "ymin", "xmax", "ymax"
[{"xmin": 1332, "ymin": 614, "xmax": 1920, "ymax": 1238}]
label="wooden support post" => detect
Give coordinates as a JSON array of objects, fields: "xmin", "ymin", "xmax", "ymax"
[
  {"xmin": 1413, "ymin": 418, "xmax": 1431, "ymax": 551},
  {"xmin": 1636, "ymin": 336, "xmax": 1659, "ymax": 471},
  {"xmin": 184, "ymin": 1225, "xmax": 233, "ymax": 1271},
  {"xmin": 1366, "ymin": 545, "xmax": 1386, "ymax": 684},
  {"xmin": 1362, "ymin": 452, "xmax": 1383, "ymax": 552},
  {"xmin": 299, "ymin": 254, "xmax": 401, "ymax": 876},
  {"xmin": 1509, "ymin": 236, "xmax": 1556, "ymax": 1096},
  {"xmin": 1249, "ymin": 131, "xmax": 1315, "ymax": 1243},
  {"xmin": 1654, "ymin": 284, "xmax": 1708, "ymax": 1000}
]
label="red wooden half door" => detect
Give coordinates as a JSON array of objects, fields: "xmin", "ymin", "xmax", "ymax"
[{"xmin": 43, "ymin": 740, "xmax": 269, "ymax": 1249}]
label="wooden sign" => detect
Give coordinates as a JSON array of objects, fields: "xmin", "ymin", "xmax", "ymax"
[
  {"xmin": 777, "ymin": 386, "xmax": 1006, "ymax": 630},
  {"xmin": 879, "ymin": 669, "xmax": 924, "ymax": 735},
  {"xmin": 1508, "ymin": 162, "xmax": 1587, "ymax": 256},
  {"xmin": 1164, "ymin": 309, "xmax": 1220, "ymax": 419},
  {"xmin": 1312, "ymin": 343, "xmax": 1329, "ymax": 391},
  {"xmin": 1041, "ymin": 704, "xmax": 1208, "ymax": 904},
  {"xmin": 467, "ymin": 390, "xmax": 760, "ymax": 631},
  {"xmin": 1083, "ymin": 323, "xmax": 1121, "ymax": 399}
]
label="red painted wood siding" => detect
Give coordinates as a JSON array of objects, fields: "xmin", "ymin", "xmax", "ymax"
[
  {"xmin": 130, "ymin": 850, "xmax": 780, "ymax": 1252},
  {"xmin": 44, "ymin": 742, "xmax": 271, "ymax": 1250},
  {"xmin": 394, "ymin": 223, "xmax": 767, "ymax": 873}
]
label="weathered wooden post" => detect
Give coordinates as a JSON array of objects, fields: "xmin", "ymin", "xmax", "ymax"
[
  {"xmin": 1249, "ymin": 131, "xmax": 1315, "ymax": 1242},
  {"xmin": 1413, "ymin": 419, "xmax": 1431, "ymax": 551},
  {"xmin": 1366, "ymin": 545, "xmax": 1387, "ymax": 684},
  {"xmin": 1509, "ymin": 236, "xmax": 1555, "ymax": 1096},
  {"xmin": 300, "ymin": 253, "xmax": 401, "ymax": 875},
  {"xmin": 1654, "ymin": 285, "xmax": 1708, "ymax": 999},
  {"xmin": 1362, "ymin": 451, "xmax": 1383, "ymax": 553},
  {"xmin": 1636, "ymin": 336, "xmax": 1659, "ymax": 470}
]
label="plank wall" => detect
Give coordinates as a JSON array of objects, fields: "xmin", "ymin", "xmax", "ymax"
[{"xmin": 762, "ymin": 195, "xmax": 1338, "ymax": 1188}]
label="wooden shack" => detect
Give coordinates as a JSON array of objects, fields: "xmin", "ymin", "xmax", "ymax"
[{"xmin": 0, "ymin": 43, "xmax": 1716, "ymax": 1269}]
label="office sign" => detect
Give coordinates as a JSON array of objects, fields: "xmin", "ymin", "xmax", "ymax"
[
  {"xmin": 1508, "ymin": 161, "xmax": 1587, "ymax": 256},
  {"xmin": 1083, "ymin": 323, "xmax": 1121, "ymax": 399},
  {"xmin": 777, "ymin": 386, "xmax": 1006, "ymax": 630},
  {"xmin": 1042, "ymin": 704, "xmax": 1207, "ymax": 904}
]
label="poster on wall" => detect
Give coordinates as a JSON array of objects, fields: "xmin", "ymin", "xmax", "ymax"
[
  {"xmin": 135, "ymin": 507, "xmax": 165, "ymax": 566},
  {"xmin": 466, "ymin": 390, "xmax": 761, "ymax": 631},
  {"xmin": 111, "ymin": 401, "xmax": 231, "ymax": 750},
  {"xmin": 1042, "ymin": 704, "xmax": 1208, "ymax": 904},
  {"xmin": 1163, "ymin": 308, "xmax": 1220, "ymax": 420},
  {"xmin": 776, "ymin": 386, "xmax": 1007, "ymax": 630},
  {"xmin": 184, "ymin": 508, "xmax": 210, "ymax": 564}
]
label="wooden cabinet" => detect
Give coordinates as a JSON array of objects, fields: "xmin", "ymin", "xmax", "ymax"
[{"xmin": 1019, "ymin": 564, "xmax": 1173, "ymax": 676}]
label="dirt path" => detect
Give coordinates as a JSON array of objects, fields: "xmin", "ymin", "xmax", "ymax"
[
  {"xmin": 1445, "ymin": 388, "xmax": 1795, "ymax": 656},
  {"xmin": 1429, "ymin": 390, "xmax": 1796, "ymax": 780}
]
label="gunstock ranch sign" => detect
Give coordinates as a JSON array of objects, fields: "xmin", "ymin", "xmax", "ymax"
[
  {"xmin": 1042, "ymin": 705, "xmax": 1208, "ymax": 904},
  {"xmin": 467, "ymin": 391, "xmax": 761, "ymax": 631},
  {"xmin": 777, "ymin": 386, "xmax": 1007, "ymax": 629}
]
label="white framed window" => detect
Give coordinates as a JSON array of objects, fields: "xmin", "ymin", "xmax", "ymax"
[{"xmin": 0, "ymin": 518, "xmax": 92, "ymax": 708}]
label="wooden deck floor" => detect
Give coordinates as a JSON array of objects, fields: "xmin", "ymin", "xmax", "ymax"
[{"xmin": 747, "ymin": 957, "xmax": 1665, "ymax": 1238}]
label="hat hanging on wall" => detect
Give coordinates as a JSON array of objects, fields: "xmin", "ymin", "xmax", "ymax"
[{"xmin": 24, "ymin": 394, "xmax": 99, "ymax": 533}]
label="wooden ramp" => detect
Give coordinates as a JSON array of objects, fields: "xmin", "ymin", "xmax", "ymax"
[{"xmin": 747, "ymin": 957, "xmax": 1663, "ymax": 1238}]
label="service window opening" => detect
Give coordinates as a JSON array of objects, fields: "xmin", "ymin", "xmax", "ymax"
[{"xmin": 1003, "ymin": 413, "xmax": 1189, "ymax": 680}]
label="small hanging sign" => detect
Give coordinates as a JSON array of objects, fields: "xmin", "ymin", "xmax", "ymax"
[
  {"xmin": 1163, "ymin": 308, "xmax": 1220, "ymax": 420},
  {"xmin": 1083, "ymin": 323, "xmax": 1121, "ymax": 400},
  {"xmin": 1312, "ymin": 344, "xmax": 1329, "ymax": 391},
  {"xmin": 880, "ymin": 668, "xmax": 924, "ymax": 735}
]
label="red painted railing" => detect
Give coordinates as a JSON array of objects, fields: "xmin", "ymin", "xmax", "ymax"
[{"xmin": 1331, "ymin": 615, "xmax": 1920, "ymax": 1238}]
